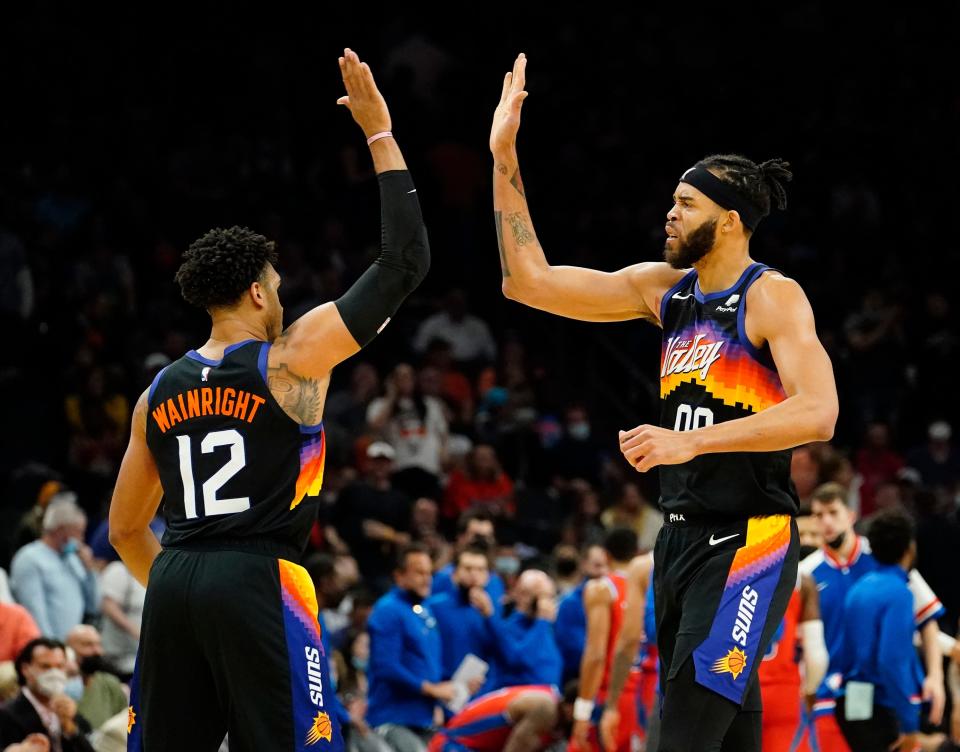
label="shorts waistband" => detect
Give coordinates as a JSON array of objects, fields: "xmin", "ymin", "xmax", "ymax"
[
  {"xmin": 164, "ymin": 538, "xmax": 301, "ymax": 561},
  {"xmin": 661, "ymin": 512, "xmax": 792, "ymax": 527}
]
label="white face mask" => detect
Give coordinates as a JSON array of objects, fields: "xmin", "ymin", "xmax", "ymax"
[{"xmin": 34, "ymin": 668, "xmax": 68, "ymax": 697}]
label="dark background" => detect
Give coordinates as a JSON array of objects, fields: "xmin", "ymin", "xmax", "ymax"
[{"xmin": 0, "ymin": 4, "xmax": 957, "ymax": 558}]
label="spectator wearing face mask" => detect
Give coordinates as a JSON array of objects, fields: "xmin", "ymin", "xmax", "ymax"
[
  {"xmin": 9, "ymin": 501, "xmax": 98, "ymax": 641},
  {"xmin": 555, "ymin": 544, "xmax": 609, "ymax": 684},
  {"xmin": 0, "ymin": 638, "xmax": 95, "ymax": 751},
  {"xmin": 64, "ymin": 626, "xmax": 126, "ymax": 731}
]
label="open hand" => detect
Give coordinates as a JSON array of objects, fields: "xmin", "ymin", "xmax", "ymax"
[
  {"xmin": 490, "ymin": 53, "xmax": 529, "ymax": 157},
  {"xmin": 337, "ymin": 48, "xmax": 391, "ymax": 137}
]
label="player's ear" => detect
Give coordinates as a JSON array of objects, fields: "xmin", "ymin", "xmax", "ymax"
[
  {"xmin": 722, "ymin": 210, "xmax": 740, "ymax": 235},
  {"xmin": 249, "ymin": 281, "xmax": 266, "ymax": 308}
]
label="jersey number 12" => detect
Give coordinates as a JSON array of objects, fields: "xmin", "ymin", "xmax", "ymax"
[{"xmin": 176, "ymin": 429, "xmax": 251, "ymax": 519}]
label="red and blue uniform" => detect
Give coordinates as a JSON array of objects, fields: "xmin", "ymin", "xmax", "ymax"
[{"xmin": 428, "ymin": 685, "xmax": 559, "ymax": 751}]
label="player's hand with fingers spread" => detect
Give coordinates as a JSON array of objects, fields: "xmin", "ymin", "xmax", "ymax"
[
  {"xmin": 490, "ymin": 53, "xmax": 529, "ymax": 158},
  {"xmin": 619, "ymin": 424, "xmax": 699, "ymax": 472},
  {"xmin": 337, "ymin": 47, "xmax": 391, "ymax": 137}
]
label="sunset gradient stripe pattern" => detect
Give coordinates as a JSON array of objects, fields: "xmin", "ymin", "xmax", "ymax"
[
  {"xmin": 278, "ymin": 559, "xmax": 322, "ymax": 643},
  {"xmin": 725, "ymin": 515, "xmax": 791, "ymax": 591},
  {"xmin": 660, "ymin": 322, "xmax": 786, "ymax": 412},
  {"xmin": 290, "ymin": 431, "xmax": 326, "ymax": 510}
]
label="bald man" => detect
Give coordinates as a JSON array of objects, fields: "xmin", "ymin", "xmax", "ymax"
[
  {"xmin": 488, "ymin": 570, "xmax": 563, "ymax": 690},
  {"xmin": 64, "ymin": 626, "xmax": 126, "ymax": 729}
]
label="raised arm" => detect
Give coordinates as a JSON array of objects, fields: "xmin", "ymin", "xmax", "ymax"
[
  {"xmin": 490, "ymin": 53, "xmax": 681, "ymax": 323},
  {"xmin": 266, "ymin": 49, "xmax": 429, "ymax": 414}
]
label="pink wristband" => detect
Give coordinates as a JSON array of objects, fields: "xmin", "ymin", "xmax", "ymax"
[{"xmin": 366, "ymin": 131, "xmax": 393, "ymax": 146}]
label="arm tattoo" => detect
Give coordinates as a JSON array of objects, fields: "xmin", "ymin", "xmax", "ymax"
[
  {"xmin": 507, "ymin": 212, "xmax": 535, "ymax": 246},
  {"xmin": 494, "ymin": 210, "xmax": 510, "ymax": 277},
  {"xmin": 496, "ymin": 163, "xmax": 509, "ymax": 176},
  {"xmin": 509, "ymin": 169, "xmax": 525, "ymax": 197},
  {"xmin": 266, "ymin": 361, "xmax": 322, "ymax": 426},
  {"xmin": 604, "ymin": 648, "xmax": 633, "ymax": 707}
]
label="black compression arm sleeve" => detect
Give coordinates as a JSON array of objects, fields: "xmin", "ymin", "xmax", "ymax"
[{"xmin": 334, "ymin": 170, "xmax": 430, "ymax": 346}]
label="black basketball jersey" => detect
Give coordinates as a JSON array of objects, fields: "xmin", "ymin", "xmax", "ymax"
[
  {"xmin": 658, "ymin": 262, "xmax": 798, "ymax": 518},
  {"xmin": 145, "ymin": 339, "xmax": 326, "ymax": 557}
]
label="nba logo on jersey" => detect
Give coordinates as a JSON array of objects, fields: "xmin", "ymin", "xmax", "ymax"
[{"xmin": 201, "ymin": 366, "xmax": 211, "ymax": 382}]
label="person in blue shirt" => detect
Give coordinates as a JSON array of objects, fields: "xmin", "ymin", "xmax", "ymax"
[
  {"xmin": 432, "ymin": 511, "xmax": 506, "ymax": 614},
  {"xmin": 426, "ymin": 543, "xmax": 498, "ymax": 686},
  {"xmin": 555, "ymin": 543, "xmax": 608, "ymax": 684},
  {"xmin": 836, "ymin": 508, "xmax": 927, "ymax": 752},
  {"xmin": 801, "ymin": 482, "xmax": 946, "ymax": 752},
  {"xmin": 488, "ymin": 569, "xmax": 563, "ymax": 690},
  {"xmin": 367, "ymin": 543, "xmax": 457, "ymax": 752}
]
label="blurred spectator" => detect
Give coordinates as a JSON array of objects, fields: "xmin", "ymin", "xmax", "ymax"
[
  {"xmin": 0, "ymin": 638, "xmax": 94, "ymax": 751},
  {"xmin": 366, "ymin": 544, "xmax": 451, "ymax": 752},
  {"xmin": 304, "ymin": 553, "xmax": 351, "ymax": 650},
  {"xmin": 420, "ymin": 340, "xmax": 474, "ymax": 428},
  {"xmin": 555, "ymin": 543, "xmax": 608, "ymax": 685},
  {"xmin": 0, "ymin": 604, "xmax": 40, "ymax": 664},
  {"xmin": 855, "ymin": 422, "xmax": 904, "ymax": 517},
  {"xmin": 333, "ymin": 442, "xmax": 412, "ymax": 591},
  {"xmin": 442, "ymin": 444, "xmax": 515, "ymax": 521},
  {"xmin": 546, "ymin": 405, "xmax": 606, "ymax": 486},
  {"xmin": 906, "ymin": 421, "xmax": 960, "ymax": 494},
  {"xmin": 63, "ymin": 627, "xmax": 126, "ymax": 730},
  {"xmin": 836, "ymin": 510, "xmax": 928, "ymax": 751},
  {"xmin": 367, "ymin": 364, "xmax": 448, "ymax": 501},
  {"xmin": 559, "ymin": 480, "xmax": 605, "ymax": 548},
  {"xmin": 844, "ymin": 289, "xmax": 905, "ymax": 427},
  {"xmin": 599, "ymin": 482, "xmax": 662, "ymax": 552},
  {"xmin": 412, "ymin": 290, "xmax": 496, "ymax": 367},
  {"xmin": 0, "ymin": 225, "xmax": 32, "ymax": 321},
  {"xmin": 432, "ymin": 511, "xmax": 505, "ymax": 614},
  {"xmin": 98, "ymin": 560, "xmax": 145, "ymax": 679},
  {"xmin": 0, "ymin": 570, "xmax": 12, "ymax": 604},
  {"xmin": 325, "ymin": 363, "xmax": 381, "ymax": 456},
  {"xmin": 425, "ymin": 544, "xmax": 497, "ymax": 687},
  {"xmin": 9, "ymin": 501, "xmax": 98, "ymax": 641},
  {"xmin": 552, "ymin": 545, "xmax": 581, "ymax": 596},
  {"xmin": 488, "ymin": 569, "xmax": 562, "ymax": 690},
  {"xmin": 408, "ymin": 498, "xmax": 448, "ymax": 564},
  {"xmin": 790, "ymin": 444, "xmax": 823, "ymax": 509}
]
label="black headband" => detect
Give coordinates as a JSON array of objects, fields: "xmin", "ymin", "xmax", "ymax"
[{"xmin": 679, "ymin": 166, "xmax": 764, "ymax": 232}]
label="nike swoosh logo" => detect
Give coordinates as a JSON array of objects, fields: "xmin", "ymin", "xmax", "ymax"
[
  {"xmin": 407, "ymin": 188, "xmax": 417, "ymax": 194},
  {"xmin": 816, "ymin": 582, "xmax": 828, "ymax": 591},
  {"xmin": 672, "ymin": 292, "xmax": 692, "ymax": 299},
  {"xmin": 708, "ymin": 533, "xmax": 740, "ymax": 546}
]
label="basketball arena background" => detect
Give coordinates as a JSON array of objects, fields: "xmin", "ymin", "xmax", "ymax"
[{"xmin": 0, "ymin": 5, "xmax": 958, "ymax": 751}]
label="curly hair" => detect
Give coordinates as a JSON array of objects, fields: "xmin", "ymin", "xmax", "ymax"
[
  {"xmin": 174, "ymin": 226, "xmax": 278, "ymax": 309},
  {"xmin": 696, "ymin": 154, "xmax": 793, "ymax": 226}
]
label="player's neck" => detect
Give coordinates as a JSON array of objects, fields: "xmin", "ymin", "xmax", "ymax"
[
  {"xmin": 611, "ymin": 559, "xmax": 631, "ymax": 572},
  {"xmin": 201, "ymin": 316, "xmax": 270, "ymax": 356},
  {"xmin": 830, "ymin": 531, "xmax": 857, "ymax": 562},
  {"xmin": 693, "ymin": 245, "xmax": 752, "ymax": 294}
]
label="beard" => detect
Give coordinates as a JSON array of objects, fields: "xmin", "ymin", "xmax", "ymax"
[{"xmin": 664, "ymin": 216, "xmax": 718, "ymax": 269}]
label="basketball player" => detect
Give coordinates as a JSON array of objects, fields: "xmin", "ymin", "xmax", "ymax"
[
  {"xmin": 597, "ymin": 552, "xmax": 654, "ymax": 752},
  {"xmin": 569, "ymin": 529, "xmax": 641, "ymax": 752},
  {"xmin": 489, "ymin": 53, "xmax": 838, "ymax": 751},
  {"xmin": 108, "ymin": 49, "xmax": 430, "ymax": 751},
  {"xmin": 428, "ymin": 685, "xmax": 564, "ymax": 752},
  {"xmin": 757, "ymin": 572, "xmax": 827, "ymax": 752}
]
